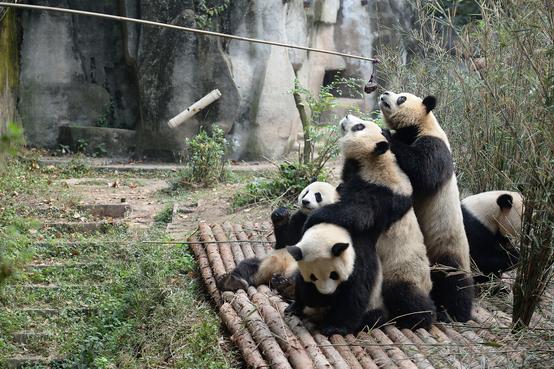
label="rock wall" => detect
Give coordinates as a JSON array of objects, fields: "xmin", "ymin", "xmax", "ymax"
[
  {"xmin": 14, "ymin": 0, "xmax": 414, "ymax": 160},
  {"xmin": 0, "ymin": 7, "xmax": 19, "ymax": 130}
]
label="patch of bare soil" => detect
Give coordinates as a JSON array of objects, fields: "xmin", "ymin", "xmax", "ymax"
[{"xmin": 58, "ymin": 177, "xmax": 170, "ymax": 228}]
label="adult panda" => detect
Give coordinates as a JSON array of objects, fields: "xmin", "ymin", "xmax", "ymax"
[
  {"xmin": 339, "ymin": 115, "xmax": 435, "ymax": 330},
  {"xmin": 285, "ymin": 222, "xmax": 385, "ymax": 336},
  {"xmin": 216, "ymin": 182, "xmax": 339, "ymax": 292},
  {"xmin": 379, "ymin": 91, "xmax": 473, "ymax": 322},
  {"xmin": 462, "ymin": 190, "xmax": 524, "ymax": 286},
  {"xmin": 301, "ymin": 116, "xmax": 434, "ymax": 329}
]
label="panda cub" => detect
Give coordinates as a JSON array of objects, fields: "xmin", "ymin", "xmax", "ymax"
[
  {"xmin": 216, "ymin": 182, "xmax": 338, "ymax": 292},
  {"xmin": 272, "ymin": 182, "xmax": 340, "ymax": 249},
  {"xmin": 339, "ymin": 116, "xmax": 434, "ymax": 329},
  {"xmin": 462, "ymin": 191, "xmax": 524, "ymax": 286},
  {"xmin": 286, "ymin": 223, "xmax": 385, "ymax": 336},
  {"xmin": 379, "ymin": 91, "xmax": 474, "ymax": 322}
]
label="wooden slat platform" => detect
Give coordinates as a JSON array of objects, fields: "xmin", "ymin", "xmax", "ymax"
[{"xmin": 188, "ymin": 222, "xmax": 554, "ymax": 369}]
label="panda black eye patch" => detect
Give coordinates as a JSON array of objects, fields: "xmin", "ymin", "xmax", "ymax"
[
  {"xmin": 315, "ymin": 192, "xmax": 322, "ymax": 203},
  {"xmin": 329, "ymin": 271, "xmax": 339, "ymax": 280},
  {"xmin": 310, "ymin": 274, "xmax": 318, "ymax": 282},
  {"xmin": 351, "ymin": 123, "xmax": 365, "ymax": 132},
  {"xmin": 397, "ymin": 96, "xmax": 407, "ymax": 105}
]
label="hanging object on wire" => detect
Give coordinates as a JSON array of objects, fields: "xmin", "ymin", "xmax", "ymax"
[{"xmin": 364, "ymin": 59, "xmax": 380, "ymax": 94}]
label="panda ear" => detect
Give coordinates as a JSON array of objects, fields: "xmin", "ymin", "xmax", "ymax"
[
  {"xmin": 374, "ymin": 141, "xmax": 389, "ymax": 155},
  {"xmin": 422, "ymin": 96, "xmax": 437, "ymax": 113},
  {"xmin": 497, "ymin": 194, "xmax": 513, "ymax": 210},
  {"xmin": 331, "ymin": 242, "xmax": 349, "ymax": 257},
  {"xmin": 287, "ymin": 245, "xmax": 303, "ymax": 261}
]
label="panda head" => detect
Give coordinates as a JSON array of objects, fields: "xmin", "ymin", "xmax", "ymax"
[
  {"xmin": 297, "ymin": 181, "xmax": 339, "ymax": 214},
  {"xmin": 339, "ymin": 115, "xmax": 390, "ymax": 161},
  {"xmin": 287, "ymin": 223, "xmax": 355, "ymax": 295},
  {"xmin": 463, "ymin": 191, "xmax": 524, "ymax": 238},
  {"xmin": 378, "ymin": 91, "xmax": 437, "ymax": 130}
]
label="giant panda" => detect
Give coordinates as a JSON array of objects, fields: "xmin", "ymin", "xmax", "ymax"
[
  {"xmin": 300, "ymin": 116, "xmax": 434, "ymax": 330},
  {"xmin": 379, "ymin": 91, "xmax": 474, "ymax": 322},
  {"xmin": 216, "ymin": 181, "xmax": 339, "ymax": 293},
  {"xmin": 462, "ymin": 190, "xmax": 524, "ymax": 286},
  {"xmin": 285, "ymin": 222, "xmax": 385, "ymax": 336},
  {"xmin": 339, "ymin": 115, "xmax": 435, "ymax": 329}
]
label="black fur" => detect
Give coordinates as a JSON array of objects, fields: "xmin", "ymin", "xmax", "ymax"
[
  {"xmin": 217, "ymin": 257, "xmax": 261, "ymax": 291},
  {"xmin": 389, "ymin": 130, "xmax": 454, "ymax": 198},
  {"xmin": 271, "ymin": 207, "xmax": 307, "ymax": 249},
  {"xmin": 430, "ymin": 254, "xmax": 474, "ymax": 322},
  {"xmin": 423, "ymin": 95, "xmax": 437, "ymax": 113},
  {"xmin": 496, "ymin": 194, "xmax": 513, "ymax": 209},
  {"xmin": 382, "ymin": 281, "xmax": 435, "ymax": 329},
  {"xmin": 286, "ymin": 233, "xmax": 384, "ymax": 336},
  {"xmin": 305, "ymin": 159, "xmax": 413, "ymax": 235},
  {"xmin": 462, "ymin": 205, "xmax": 519, "ymax": 284}
]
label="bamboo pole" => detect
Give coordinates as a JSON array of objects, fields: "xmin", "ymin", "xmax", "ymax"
[
  {"xmin": 414, "ymin": 328, "xmax": 469, "ymax": 369},
  {"xmin": 344, "ymin": 334, "xmax": 380, "ymax": 369},
  {"xmin": 250, "ymin": 290, "xmax": 315, "ymax": 369},
  {"xmin": 383, "ymin": 326, "xmax": 434, "ymax": 369},
  {"xmin": 370, "ymin": 329, "xmax": 419, "ymax": 369},
  {"xmin": 168, "ymin": 89, "xmax": 221, "ymax": 129},
  {"xmin": 198, "ymin": 222, "xmax": 226, "ymax": 278},
  {"xmin": 188, "ymin": 236, "xmax": 222, "ymax": 306},
  {"xmin": 219, "ymin": 302, "xmax": 269, "ymax": 368},
  {"xmin": 328, "ymin": 335, "xmax": 364, "ymax": 369},
  {"xmin": 223, "ymin": 222, "xmax": 246, "ymax": 264},
  {"xmin": 211, "ymin": 223, "xmax": 236, "ymax": 271},
  {"xmin": 0, "ymin": 2, "xmax": 378, "ymax": 62},
  {"xmin": 226, "ymin": 290, "xmax": 293, "ymax": 369},
  {"xmin": 233, "ymin": 224, "xmax": 257, "ymax": 259},
  {"xmin": 244, "ymin": 221, "xmax": 267, "ymax": 259},
  {"xmin": 357, "ymin": 331, "xmax": 399, "ymax": 369},
  {"xmin": 259, "ymin": 286, "xmax": 333, "ymax": 369}
]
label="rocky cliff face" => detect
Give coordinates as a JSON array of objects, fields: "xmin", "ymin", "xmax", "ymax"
[{"xmin": 13, "ymin": 0, "xmax": 414, "ymax": 160}]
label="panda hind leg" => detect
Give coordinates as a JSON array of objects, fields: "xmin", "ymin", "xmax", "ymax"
[
  {"xmin": 430, "ymin": 254, "xmax": 474, "ymax": 323},
  {"xmin": 383, "ymin": 281, "xmax": 435, "ymax": 330},
  {"xmin": 217, "ymin": 257, "xmax": 261, "ymax": 291}
]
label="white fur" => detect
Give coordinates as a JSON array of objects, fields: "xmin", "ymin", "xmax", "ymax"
[
  {"xmin": 378, "ymin": 91, "xmax": 472, "ymax": 272},
  {"xmin": 462, "ymin": 190, "xmax": 524, "ymax": 238},
  {"xmin": 295, "ymin": 223, "xmax": 355, "ymax": 295},
  {"xmin": 298, "ymin": 181, "xmax": 339, "ymax": 214},
  {"xmin": 339, "ymin": 115, "xmax": 432, "ymax": 293}
]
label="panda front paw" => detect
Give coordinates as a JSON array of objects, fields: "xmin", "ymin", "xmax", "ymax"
[
  {"xmin": 284, "ymin": 301, "xmax": 304, "ymax": 317},
  {"xmin": 216, "ymin": 273, "xmax": 248, "ymax": 292},
  {"xmin": 320, "ymin": 324, "xmax": 349, "ymax": 337},
  {"xmin": 270, "ymin": 274, "xmax": 295, "ymax": 300},
  {"xmin": 271, "ymin": 207, "xmax": 291, "ymax": 226}
]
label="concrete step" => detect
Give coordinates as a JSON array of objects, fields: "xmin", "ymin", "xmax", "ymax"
[
  {"xmin": 12, "ymin": 331, "xmax": 52, "ymax": 345},
  {"xmin": 5, "ymin": 355, "xmax": 62, "ymax": 369},
  {"xmin": 78, "ymin": 203, "xmax": 131, "ymax": 218},
  {"xmin": 42, "ymin": 220, "xmax": 126, "ymax": 234}
]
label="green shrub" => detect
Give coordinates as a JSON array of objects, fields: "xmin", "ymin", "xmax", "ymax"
[
  {"xmin": 232, "ymin": 77, "xmax": 363, "ymax": 208},
  {"xmin": 178, "ymin": 126, "xmax": 228, "ymax": 188},
  {"xmin": 378, "ymin": 0, "xmax": 553, "ymax": 330}
]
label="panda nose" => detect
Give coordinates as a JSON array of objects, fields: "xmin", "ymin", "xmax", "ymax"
[{"xmin": 302, "ymin": 199, "xmax": 310, "ymax": 206}]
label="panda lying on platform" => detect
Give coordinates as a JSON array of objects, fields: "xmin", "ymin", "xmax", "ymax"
[
  {"xmin": 216, "ymin": 181, "xmax": 339, "ymax": 293},
  {"xmin": 462, "ymin": 190, "xmax": 524, "ymax": 287}
]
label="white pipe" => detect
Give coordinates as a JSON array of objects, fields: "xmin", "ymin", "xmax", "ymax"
[{"xmin": 168, "ymin": 89, "xmax": 222, "ymax": 129}]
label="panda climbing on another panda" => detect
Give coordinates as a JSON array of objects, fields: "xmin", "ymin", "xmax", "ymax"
[
  {"xmin": 462, "ymin": 190, "xmax": 524, "ymax": 288},
  {"xmin": 290, "ymin": 117, "xmax": 434, "ymax": 332},
  {"xmin": 216, "ymin": 182, "xmax": 339, "ymax": 293},
  {"xmin": 379, "ymin": 91, "xmax": 474, "ymax": 322},
  {"xmin": 285, "ymin": 222, "xmax": 385, "ymax": 336}
]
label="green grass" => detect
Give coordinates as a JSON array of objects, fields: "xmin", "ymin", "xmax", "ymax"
[{"xmin": 0, "ymin": 159, "xmax": 238, "ymax": 368}]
